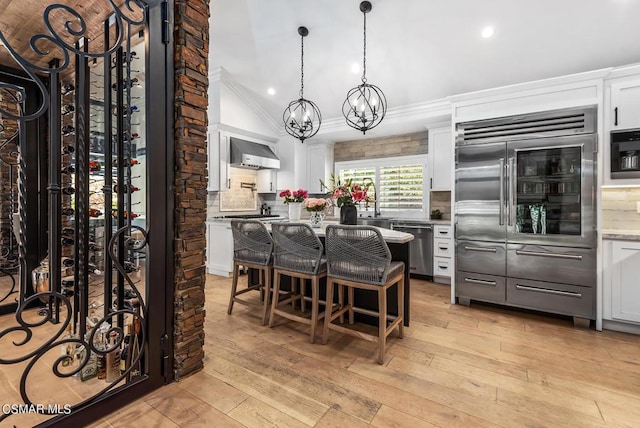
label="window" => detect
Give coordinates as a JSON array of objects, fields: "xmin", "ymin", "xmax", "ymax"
[{"xmin": 336, "ymin": 155, "xmax": 428, "ymax": 215}]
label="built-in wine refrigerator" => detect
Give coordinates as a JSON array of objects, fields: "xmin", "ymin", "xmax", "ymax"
[{"xmin": 0, "ymin": 1, "xmax": 174, "ymax": 426}]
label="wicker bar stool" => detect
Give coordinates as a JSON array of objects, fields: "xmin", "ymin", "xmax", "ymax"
[
  {"xmin": 322, "ymin": 225, "xmax": 404, "ymax": 364},
  {"xmin": 269, "ymin": 223, "xmax": 329, "ymax": 343},
  {"xmin": 228, "ymin": 220, "xmax": 274, "ymax": 325}
]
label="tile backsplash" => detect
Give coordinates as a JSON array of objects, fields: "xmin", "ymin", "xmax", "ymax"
[
  {"xmin": 602, "ymin": 187, "xmax": 640, "ymax": 230},
  {"xmin": 430, "ymin": 191, "xmax": 451, "ymax": 220}
]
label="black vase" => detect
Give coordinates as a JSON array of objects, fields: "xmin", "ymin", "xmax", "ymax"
[{"xmin": 340, "ymin": 205, "xmax": 357, "ymax": 225}]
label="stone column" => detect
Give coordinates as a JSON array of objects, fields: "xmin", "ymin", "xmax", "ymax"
[{"xmin": 173, "ymin": 0, "xmax": 209, "ymax": 380}]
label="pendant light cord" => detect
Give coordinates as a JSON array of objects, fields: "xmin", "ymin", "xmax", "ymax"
[
  {"xmin": 362, "ymin": 10, "xmax": 367, "ymax": 83},
  {"xmin": 299, "ymin": 34, "xmax": 305, "ymax": 98}
]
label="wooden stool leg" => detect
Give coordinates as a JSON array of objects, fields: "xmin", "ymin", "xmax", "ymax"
[
  {"xmin": 397, "ymin": 277, "xmax": 404, "ymax": 338},
  {"xmin": 310, "ymin": 276, "xmax": 319, "ymax": 344},
  {"xmin": 228, "ymin": 262, "xmax": 239, "ymax": 315},
  {"xmin": 322, "ymin": 279, "xmax": 334, "ymax": 345},
  {"xmin": 300, "ymin": 278, "xmax": 306, "ymax": 313},
  {"xmin": 268, "ymin": 270, "xmax": 282, "ymax": 328},
  {"xmin": 348, "ymin": 286, "xmax": 355, "ymax": 325},
  {"xmin": 262, "ymin": 267, "xmax": 272, "ymax": 326},
  {"xmin": 378, "ymin": 286, "xmax": 387, "ymax": 365},
  {"xmin": 338, "ymin": 283, "xmax": 344, "ymax": 324}
]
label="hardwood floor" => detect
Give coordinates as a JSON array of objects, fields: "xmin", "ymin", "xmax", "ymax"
[{"xmin": 56, "ymin": 275, "xmax": 640, "ymax": 426}]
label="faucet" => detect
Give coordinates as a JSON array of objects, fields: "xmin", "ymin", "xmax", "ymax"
[{"xmin": 364, "ymin": 178, "xmax": 381, "ymax": 217}]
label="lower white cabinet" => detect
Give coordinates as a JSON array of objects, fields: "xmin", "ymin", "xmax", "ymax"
[
  {"xmin": 433, "ymin": 224, "xmax": 452, "ymax": 283},
  {"xmin": 603, "ymin": 239, "xmax": 640, "ymax": 330},
  {"xmin": 206, "ymin": 221, "xmax": 234, "ymax": 277}
]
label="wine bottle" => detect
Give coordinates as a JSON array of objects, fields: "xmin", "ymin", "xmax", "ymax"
[
  {"xmin": 120, "ymin": 324, "xmax": 132, "ymax": 375},
  {"xmin": 62, "ymin": 186, "xmax": 75, "ymax": 195},
  {"xmin": 88, "ymin": 208, "xmax": 102, "ymax": 218},
  {"xmin": 113, "ymin": 184, "xmax": 140, "ymax": 193},
  {"xmin": 124, "ymin": 261, "xmax": 138, "ymax": 273},
  {"xmin": 113, "ymin": 158, "xmax": 139, "ymax": 167},
  {"xmin": 62, "ymin": 83, "xmax": 75, "ymax": 96},
  {"xmin": 62, "ymin": 104, "xmax": 75, "ymax": 115},
  {"xmin": 63, "ymin": 145, "xmax": 75, "ymax": 155},
  {"xmin": 61, "ymin": 237, "xmax": 75, "ymax": 247},
  {"xmin": 128, "ymin": 316, "xmax": 142, "ymax": 381},
  {"xmin": 61, "ymin": 165, "xmax": 75, "ymax": 174},
  {"xmin": 88, "ymin": 242, "xmax": 103, "ymax": 251},
  {"xmin": 61, "ymin": 227, "xmax": 74, "ymax": 237},
  {"xmin": 89, "ymin": 160, "xmax": 101, "ymax": 172},
  {"xmin": 105, "ymin": 331, "xmax": 121, "ymax": 382},
  {"xmin": 62, "ymin": 125, "xmax": 75, "ymax": 136},
  {"xmin": 61, "ymin": 208, "xmax": 75, "ymax": 216}
]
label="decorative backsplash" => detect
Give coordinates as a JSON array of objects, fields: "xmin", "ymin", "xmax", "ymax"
[
  {"xmin": 219, "ymin": 168, "xmax": 257, "ymax": 212},
  {"xmin": 430, "ymin": 191, "xmax": 451, "ymax": 220},
  {"xmin": 602, "ymin": 187, "xmax": 640, "ymax": 230}
]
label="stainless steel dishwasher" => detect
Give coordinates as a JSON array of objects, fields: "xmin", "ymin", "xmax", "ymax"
[{"xmin": 391, "ymin": 221, "xmax": 433, "ymax": 278}]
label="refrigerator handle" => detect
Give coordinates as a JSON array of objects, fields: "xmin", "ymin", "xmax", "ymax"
[
  {"xmin": 499, "ymin": 158, "xmax": 505, "ymax": 225},
  {"xmin": 507, "ymin": 157, "xmax": 515, "ymax": 226}
]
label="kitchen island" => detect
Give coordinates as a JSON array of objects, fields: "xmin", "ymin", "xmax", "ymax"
[{"xmin": 250, "ymin": 220, "xmax": 415, "ymax": 327}]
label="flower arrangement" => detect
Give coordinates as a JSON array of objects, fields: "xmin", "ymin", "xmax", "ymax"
[
  {"xmin": 304, "ymin": 198, "xmax": 331, "ymax": 212},
  {"xmin": 278, "ymin": 188, "xmax": 308, "ymax": 204},
  {"xmin": 320, "ymin": 173, "xmax": 374, "ymax": 207}
]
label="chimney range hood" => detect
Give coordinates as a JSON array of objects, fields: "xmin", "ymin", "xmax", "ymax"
[{"xmin": 229, "ymin": 137, "xmax": 280, "ymax": 170}]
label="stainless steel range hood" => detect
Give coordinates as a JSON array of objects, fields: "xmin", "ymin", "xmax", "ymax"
[{"xmin": 229, "ymin": 137, "xmax": 280, "ymax": 169}]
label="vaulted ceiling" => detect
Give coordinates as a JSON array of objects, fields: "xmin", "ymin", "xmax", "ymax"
[{"xmin": 211, "ymin": 0, "xmax": 640, "ymax": 138}]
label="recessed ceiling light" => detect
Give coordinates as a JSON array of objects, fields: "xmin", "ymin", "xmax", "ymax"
[
  {"xmin": 267, "ymin": 87, "xmax": 276, "ymax": 95},
  {"xmin": 481, "ymin": 26, "xmax": 495, "ymax": 38},
  {"xmin": 351, "ymin": 63, "xmax": 360, "ymax": 74}
]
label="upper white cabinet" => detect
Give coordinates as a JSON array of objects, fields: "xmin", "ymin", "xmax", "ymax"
[
  {"xmin": 306, "ymin": 143, "xmax": 334, "ymax": 194},
  {"xmin": 207, "ymin": 130, "xmax": 230, "ymax": 191},
  {"xmin": 256, "ymin": 169, "xmax": 277, "ymax": 193},
  {"xmin": 610, "ymin": 78, "xmax": 640, "ymax": 130},
  {"xmin": 428, "ymin": 126, "xmax": 453, "ymax": 191},
  {"xmin": 603, "ymin": 239, "xmax": 640, "ymax": 331}
]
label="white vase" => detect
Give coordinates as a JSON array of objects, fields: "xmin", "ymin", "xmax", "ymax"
[
  {"xmin": 288, "ymin": 202, "xmax": 302, "ymax": 221},
  {"xmin": 309, "ymin": 211, "xmax": 324, "ymax": 228}
]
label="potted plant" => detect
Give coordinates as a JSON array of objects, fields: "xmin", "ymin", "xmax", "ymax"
[
  {"xmin": 279, "ymin": 188, "xmax": 308, "ymax": 221},
  {"xmin": 303, "ymin": 198, "xmax": 332, "ymax": 228},
  {"xmin": 430, "ymin": 209, "xmax": 442, "ymax": 220},
  {"xmin": 320, "ymin": 174, "xmax": 374, "ymax": 225}
]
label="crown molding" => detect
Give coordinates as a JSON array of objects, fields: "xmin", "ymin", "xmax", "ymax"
[{"xmin": 209, "ymin": 67, "xmax": 283, "ymax": 136}]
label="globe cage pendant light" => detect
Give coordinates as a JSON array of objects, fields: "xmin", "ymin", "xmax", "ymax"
[
  {"xmin": 283, "ymin": 26, "xmax": 322, "ymax": 143},
  {"xmin": 342, "ymin": 1, "xmax": 387, "ymax": 134}
]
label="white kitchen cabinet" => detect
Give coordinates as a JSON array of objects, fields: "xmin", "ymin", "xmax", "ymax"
[
  {"xmin": 257, "ymin": 169, "xmax": 277, "ymax": 193},
  {"xmin": 610, "ymin": 78, "xmax": 640, "ymax": 130},
  {"xmin": 429, "ymin": 126, "xmax": 453, "ymax": 191},
  {"xmin": 604, "ymin": 240, "xmax": 640, "ymax": 328},
  {"xmin": 206, "ymin": 221, "xmax": 234, "ymax": 277},
  {"xmin": 207, "ymin": 130, "xmax": 231, "ymax": 191},
  {"xmin": 433, "ymin": 224, "xmax": 452, "ymax": 283},
  {"xmin": 306, "ymin": 143, "xmax": 334, "ymax": 194}
]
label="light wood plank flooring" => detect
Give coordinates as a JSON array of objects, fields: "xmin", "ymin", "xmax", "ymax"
[{"xmin": 88, "ymin": 274, "xmax": 640, "ymax": 426}]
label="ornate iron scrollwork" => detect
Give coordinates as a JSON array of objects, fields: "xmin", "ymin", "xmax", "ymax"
[{"xmin": 0, "ymin": 0, "xmax": 151, "ymax": 423}]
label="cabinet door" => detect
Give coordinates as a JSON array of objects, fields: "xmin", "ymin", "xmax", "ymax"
[
  {"xmin": 257, "ymin": 169, "xmax": 277, "ymax": 193},
  {"xmin": 611, "ymin": 241, "xmax": 640, "ymax": 323},
  {"xmin": 307, "ymin": 145, "xmax": 332, "ymax": 193},
  {"xmin": 611, "ymin": 79, "xmax": 640, "ymax": 130},
  {"xmin": 207, "ymin": 222, "xmax": 234, "ymax": 276},
  {"xmin": 219, "ymin": 132, "xmax": 231, "ymax": 190},
  {"xmin": 429, "ymin": 127, "xmax": 452, "ymax": 191}
]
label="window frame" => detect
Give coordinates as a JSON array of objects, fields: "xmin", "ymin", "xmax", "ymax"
[{"xmin": 335, "ymin": 155, "xmax": 429, "ymax": 219}]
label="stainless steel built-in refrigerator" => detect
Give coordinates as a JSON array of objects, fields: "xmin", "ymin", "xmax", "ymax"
[{"xmin": 455, "ymin": 107, "xmax": 597, "ymax": 321}]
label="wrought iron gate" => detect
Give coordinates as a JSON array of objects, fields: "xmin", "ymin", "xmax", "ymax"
[{"xmin": 0, "ymin": 1, "xmax": 173, "ymax": 426}]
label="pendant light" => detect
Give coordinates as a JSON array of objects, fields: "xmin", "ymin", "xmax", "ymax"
[
  {"xmin": 342, "ymin": 1, "xmax": 387, "ymax": 134},
  {"xmin": 283, "ymin": 26, "xmax": 322, "ymax": 143}
]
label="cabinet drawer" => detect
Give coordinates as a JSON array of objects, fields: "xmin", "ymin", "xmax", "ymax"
[
  {"xmin": 434, "ymin": 238, "xmax": 453, "ymax": 258},
  {"xmin": 434, "ymin": 225, "xmax": 452, "ymax": 239},
  {"xmin": 456, "ymin": 240, "xmax": 506, "ymax": 276},
  {"xmin": 434, "ymin": 257, "xmax": 451, "ymax": 277},
  {"xmin": 506, "ymin": 277, "xmax": 594, "ymax": 319},
  {"xmin": 456, "ymin": 271, "xmax": 506, "ymax": 303},
  {"xmin": 507, "ymin": 244, "xmax": 595, "ymax": 287}
]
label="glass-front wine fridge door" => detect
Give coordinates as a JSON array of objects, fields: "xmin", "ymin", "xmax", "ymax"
[{"xmin": 507, "ymin": 134, "xmax": 596, "ymax": 248}]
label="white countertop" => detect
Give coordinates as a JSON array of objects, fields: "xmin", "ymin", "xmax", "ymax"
[
  {"xmin": 602, "ymin": 229, "xmax": 640, "ymax": 241},
  {"xmin": 264, "ymin": 220, "xmax": 415, "ymax": 244}
]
